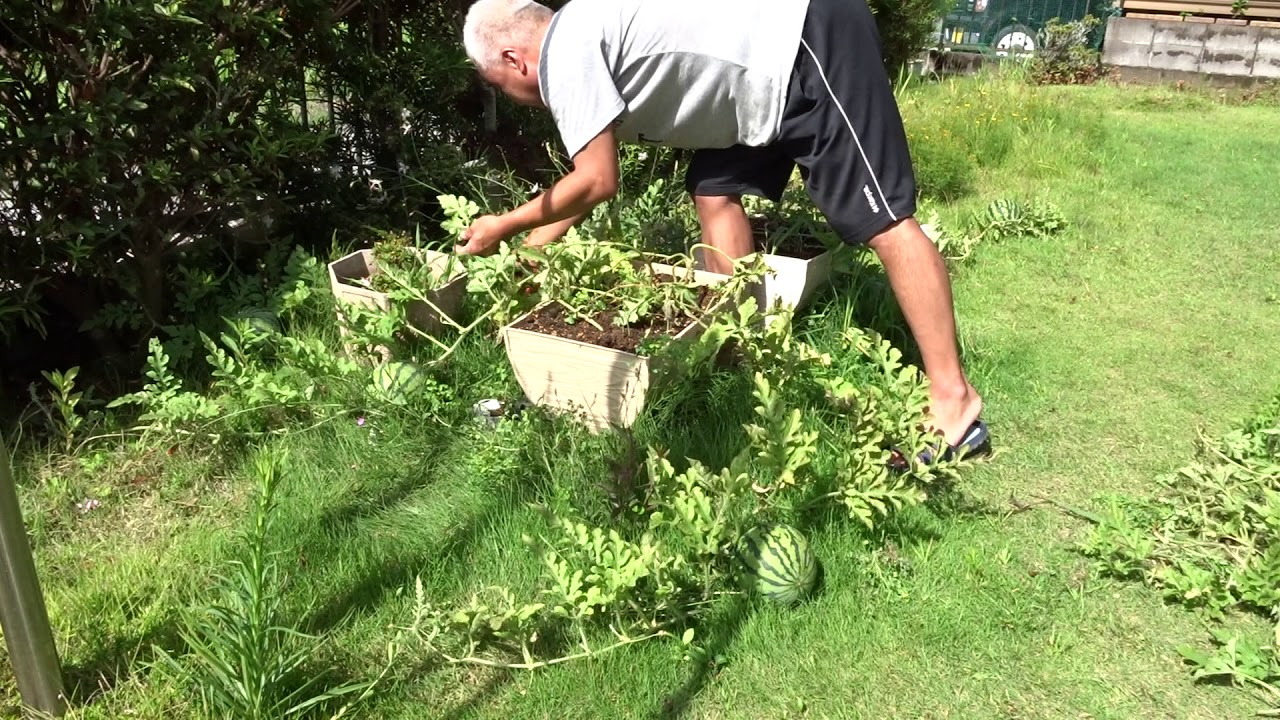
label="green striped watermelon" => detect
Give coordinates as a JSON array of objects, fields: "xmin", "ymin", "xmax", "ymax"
[
  {"xmin": 374, "ymin": 361, "xmax": 427, "ymax": 404},
  {"xmin": 736, "ymin": 523, "xmax": 819, "ymax": 606},
  {"xmin": 230, "ymin": 308, "xmax": 281, "ymax": 338}
]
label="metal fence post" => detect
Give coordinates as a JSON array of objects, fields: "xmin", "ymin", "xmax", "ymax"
[{"xmin": 0, "ymin": 435, "xmax": 66, "ymax": 717}]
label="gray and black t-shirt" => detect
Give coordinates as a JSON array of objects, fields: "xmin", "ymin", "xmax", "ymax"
[{"xmin": 537, "ymin": 0, "xmax": 811, "ymax": 159}]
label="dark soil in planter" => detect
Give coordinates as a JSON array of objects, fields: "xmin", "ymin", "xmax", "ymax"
[{"xmin": 513, "ymin": 280, "xmax": 719, "ymax": 354}]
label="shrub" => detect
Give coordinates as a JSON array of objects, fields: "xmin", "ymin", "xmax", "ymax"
[
  {"xmin": 869, "ymin": 0, "xmax": 953, "ymax": 72},
  {"xmin": 0, "ymin": 0, "xmax": 336, "ymax": 338},
  {"xmin": 0, "ymin": 0, "xmax": 553, "ymax": 410},
  {"xmin": 1031, "ymin": 16, "xmax": 1110, "ymax": 85}
]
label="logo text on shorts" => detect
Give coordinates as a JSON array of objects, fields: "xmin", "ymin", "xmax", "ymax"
[{"xmin": 863, "ymin": 185, "xmax": 881, "ymax": 213}]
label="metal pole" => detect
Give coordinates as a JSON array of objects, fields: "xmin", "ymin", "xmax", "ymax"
[{"xmin": 0, "ymin": 435, "xmax": 66, "ymax": 717}]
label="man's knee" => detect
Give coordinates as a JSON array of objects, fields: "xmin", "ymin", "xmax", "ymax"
[
  {"xmin": 865, "ymin": 216, "xmax": 933, "ymax": 255},
  {"xmin": 692, "ymin": 194, "xmax": 743, "ymax": 213},
  {"xmin": 693, "ymin": 194, "xmax": 748, "ymax": 226}
]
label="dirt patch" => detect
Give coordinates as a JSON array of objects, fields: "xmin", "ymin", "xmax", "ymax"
[{"xmin": 513, "ymin": 279, "xmax": 718, "ymax": 354}]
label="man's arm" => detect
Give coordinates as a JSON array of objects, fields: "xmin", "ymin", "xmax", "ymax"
[
  {"xmin": 456, "ymin": 127, "xmax": 618, "ymax": 255},
  {"xmin": 524, "ymin": 211, "xmax": 588, "ymax": 249}
]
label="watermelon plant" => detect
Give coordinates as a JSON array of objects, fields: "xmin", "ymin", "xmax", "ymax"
[
  {"xmin": 397, "ymin": 298, "xmax": 970, "ymax": 669},
  {"xmin": 328, "ymin": 194, "xmax": 481, "ymax": 364},
  {"xmin": 512, "ymin": 232, "xmax": 761, "ymax": 350},
  {"xmin": 365, "ymin": 230, "xmax": 465, "ymax": 297},
  {"xmin": 106, "ymin": 251, "xmax": 370, "ymax": 443},
  {"xmin": 230, "ymin": 309, "xmax": 283, "ymax": 340},
  {"xmin": 364, "ymin": 195, "xmax": 477, "ymax": 298},
  {"xmin": 1080, "ymin": 394, "xmax": 1280, "ymax": 713}
]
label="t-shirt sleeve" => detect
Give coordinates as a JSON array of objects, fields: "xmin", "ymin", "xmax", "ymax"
[{"xmin": 540, "ymin": 23, "xmax": 627, "ymax": 160}]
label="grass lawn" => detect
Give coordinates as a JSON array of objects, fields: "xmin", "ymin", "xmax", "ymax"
[{"xmin": 3, "ymin": 74, "xmax": 1279, "ymax": 719}]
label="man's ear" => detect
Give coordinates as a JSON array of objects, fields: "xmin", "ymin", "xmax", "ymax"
[{"xmin": 500, "ymin": 48, "xmax": 526, "ymax": 74}]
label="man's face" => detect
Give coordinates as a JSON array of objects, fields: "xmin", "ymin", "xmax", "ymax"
[{"xmin": 480, "ymin": 50, "xmax": 544, "ymax": 108}]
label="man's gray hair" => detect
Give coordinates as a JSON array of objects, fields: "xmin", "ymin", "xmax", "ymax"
[{"xmin": 463, "ymin": 0, "xmax": 554, "ymax": 70}]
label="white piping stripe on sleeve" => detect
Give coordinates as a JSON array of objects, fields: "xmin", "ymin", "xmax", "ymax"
[{"xmin": 799, "ymin": 38, "xmax": 898, "ymax": 223}]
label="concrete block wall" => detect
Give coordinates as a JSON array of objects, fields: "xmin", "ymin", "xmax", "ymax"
[{"xmin": 1103, "ymin": 16, "xmax": 1280, "ymax": 80}]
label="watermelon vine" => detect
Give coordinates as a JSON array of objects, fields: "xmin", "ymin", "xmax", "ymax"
[{"xmin": 396, "ymin": 298, "xmax": 972, "ymax": 669}]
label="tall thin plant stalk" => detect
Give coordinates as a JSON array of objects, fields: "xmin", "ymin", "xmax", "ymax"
[{"xmin": 150, "ymin": 448, "xmax": 377, "ymax": 719}]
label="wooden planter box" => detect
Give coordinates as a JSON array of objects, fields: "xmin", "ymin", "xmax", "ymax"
[
  {"xmin": 328, "ymin": 248, "xmax": 467, "ymax": 360},
  {"xmin": 754, "ymin": 249, "xmax": 833, "ymax": 312},
  {"xmin": 694, "ymin": 215, "xmax": 834, "ymax": 312},
  {"xmin": 501, "ymin": 262, "xmax": 740, "ymax": 433},
  {"xmin": 750, "ymin": 215, "xmax": 833, "ymax": 312}
]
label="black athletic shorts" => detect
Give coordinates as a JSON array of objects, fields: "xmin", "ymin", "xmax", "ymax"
[{"xmin": 684, "ymin": 0, "xmax": 917, "ymax": 246}]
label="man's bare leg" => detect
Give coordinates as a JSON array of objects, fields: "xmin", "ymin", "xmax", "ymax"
[
  {"xmin": 693, "ymin": 195, "xmax": 754, "ymax": 275},
  {"xmin": 868, "ymin": 216, "xmax": 983, "ymax": 447},
  {"xmin": 694, "ymin": 196, "xmax": 981, "ymax": 447}
]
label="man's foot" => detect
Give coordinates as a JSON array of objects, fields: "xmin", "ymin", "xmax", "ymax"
[
  {"xmin": 888, "ymin": 418, "xmax": 990, "ymax": 470},
  {"xmin": 927, "ymin": 381, "xmax": 984, "ymax": 447},
  {"xmin": 887, "ymin": 382, "xmax": 987, "ymax": 472}
]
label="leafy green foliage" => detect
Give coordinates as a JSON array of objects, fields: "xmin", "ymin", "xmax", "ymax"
[
  {"xmin": 972, "ymin": 197, "xmax": 1069, "ymax": 241},
  {"xmin": 101, "ymin": 257, "xmax": 463, "ymax": 450},
  {"xmin": 918, "ymin": 197, "xmax": 1069, "ymax": 263},
  {"xmin": 0, "ymin": 0, "xmax": 552, "ymax": 399},
  {"xmin": 867, "ymin": 0, "xmax": 953, "ymax": 72},
  {"xmin": 1032, "ymin": 16, "xmax": 1109, "ymax": 86},
  {"xmin": 107, "ymin": 337, "xmax": 222, "ymax": 436},
  {"xmin": 399, "ymin": 294, "xmax": 971, "ymax": 672},
  {"xmin": 744, "ymin": 373, "xmax": 819, "ymax": 493},
  {"xmin": 490, "ymin": 227, "xmax": 763, "ymax": 360},
  {"xmin": 461, "ymin": 240, "xmax": 541, "ymax": 329},
  {"xmin": 367, "ymin": 232, "xmax": 459, "ymax": 296},
  {"xmin": 41, "ymin": 367, "xmax": 86, "ymax": 452},
  {"xmin": 437, "ymin": 195, "xmax": 482, "ymax": 239},
  {"xmin": 1081, "ymin": 394, "xmax": 1280, "ymax": 711},
  {"xmin": 0, "ymin": 0, "xmax": 333, "ymax": 337}
]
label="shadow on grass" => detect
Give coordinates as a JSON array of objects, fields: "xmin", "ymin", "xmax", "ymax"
[
  {"xmin": 42, "ymin": 440, "xmax": 273, "ymax": 709},
  {"xmin": 653, "ymin": 594, "xmax": 754, "ymax": 720},
  {"xmin": 634, "ymin": 368, "xmax": 757, "ymax": 468},
  {"xmin": 924, "ymin": 477, "xmax": 1004, "ymax": 520},
  {"xmin": 298, "ymin": 435, "xmax": 543, "ymax": 636},
  {"xmin": 312, "ymin": 662, "xmax": 507, "ymax": 720},
  {"xmin": 58, "ymin": 622, "xmax": 183, "ymax": 707},
  {"xmin": 804, "ymin": 250, "xmax": 989, "ymax": 385},
  {"xmin": 300, "ymin": 514, "xmax": 490, "ymax": 636},
  {"xmin": 437, "ymin": 670, "xmax": 512, "ymax": 720},
  {"xmin": 812, "ymin": 256, "xmax": 918, "ymax": 364},
  {"xmin": 312, "ymin": 442, "xmax": 447, "ymax": 539}
]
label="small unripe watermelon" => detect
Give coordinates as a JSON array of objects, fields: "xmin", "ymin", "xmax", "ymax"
[
  {"xmin": 230, "ymin": 308, "xmax": 281, "ymax": 338},
  {"xmin": 374, "ymin": 361, "xmax": 427, "ymax": 404},
  {"xmin": 736, "ymin": 523, "xmax": 819, "ymax": 606}
]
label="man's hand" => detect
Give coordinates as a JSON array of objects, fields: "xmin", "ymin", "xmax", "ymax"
[
  {"xmin": 455, "ymin": 214, "xmax": 512, "ymax": 256},
  {"xmin": 452, "ymin": 126, "xmax": 618, "ymax": 257}
]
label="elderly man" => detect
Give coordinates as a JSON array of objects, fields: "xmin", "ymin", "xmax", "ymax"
[{"xmin": 455, "ymin": 0, "xmax": 987, "ymax": 464}]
